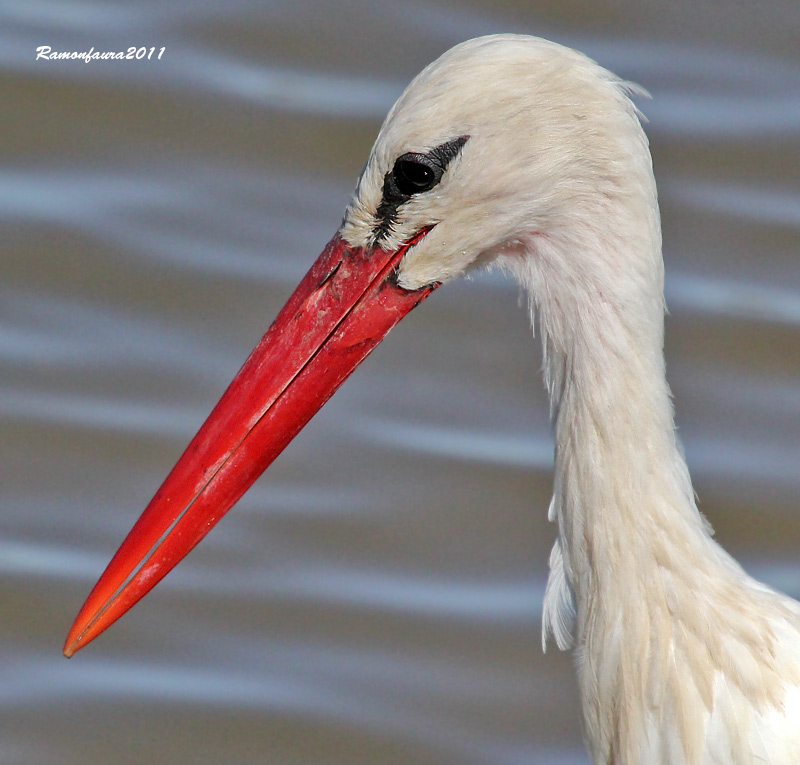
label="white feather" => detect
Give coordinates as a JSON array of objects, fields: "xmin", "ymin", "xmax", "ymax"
[{"xmin": 542, "ymin": 534, "xmax": 577, "ymax": 652}]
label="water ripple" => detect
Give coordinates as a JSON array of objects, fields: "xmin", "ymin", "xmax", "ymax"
[
  {"xmin": 177, "ymin": 52, "xmax": 401, "ymax": 118},
  {"xmin": 667, "ymin": 273, "xmax": 800, "ymax": 326},
  {"xmin": 351, "ymin": 418, "xmax": 554, "ymax": 469},
  {"xmin": 666, "ymin": 179, "xmax": 800, "ymax": 228},
  {"xmin": 2, "ymin": 386, "xmax": 197, "ymax": 436}
]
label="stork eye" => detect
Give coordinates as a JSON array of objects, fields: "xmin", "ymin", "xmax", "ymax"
[
  {"xmin": 372, "ymin": 136, "xmax": 468, "ymax": 245},
  {"xmin": 392, "ymin": 156, "xmax": 438, "ymax": 195}
]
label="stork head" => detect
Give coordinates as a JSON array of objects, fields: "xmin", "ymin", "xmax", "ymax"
[
  {"xmin": 342, "ymin": 34, "xmax": 659, "ymax": 293},
  {"xmin": 64, "ymin": 34, "xmax": 660, "ymax": 657}
]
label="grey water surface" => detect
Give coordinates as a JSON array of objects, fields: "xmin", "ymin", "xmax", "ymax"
[{"xmin": 2, "ymin": 2, "xmax": 800, "ymax": 763}]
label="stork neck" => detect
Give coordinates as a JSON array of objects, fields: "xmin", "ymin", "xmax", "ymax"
[
  {"xmin": 538, "ymin": 273, "xmax": 728, "ymax": 760},
  {"xmin": 547, "ymin": 296, "xmax": 707, "ymax": 610},
  {"xmin": 537, "ymin": 258, "xmax": 798, "ymax": 762}
]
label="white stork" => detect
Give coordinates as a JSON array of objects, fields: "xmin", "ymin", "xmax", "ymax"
[{"xmin": 65, "ymin": 35, "xmax": 800, "ymax": 763}]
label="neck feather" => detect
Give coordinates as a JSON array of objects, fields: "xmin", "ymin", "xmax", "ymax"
[{"xmin": 508, "ymin": 223, "xmax": 796, "ymax": 763}]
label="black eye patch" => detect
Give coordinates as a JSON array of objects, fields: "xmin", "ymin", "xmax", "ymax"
[{"xmin": 372, "ymin": 135, "xmax": 469, "ymax": 245}]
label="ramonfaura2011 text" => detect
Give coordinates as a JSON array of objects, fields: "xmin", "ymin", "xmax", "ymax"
[{"xmin": 36, "ymin": 46, "xmax": 166, "ymax": 62}]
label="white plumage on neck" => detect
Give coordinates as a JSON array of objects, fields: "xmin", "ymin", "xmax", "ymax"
[
  {"xmin": 525, "ymin": 223, "xmax": 800, "ymax": 762},
  {"xmin": 340, "ymin": 34, "xmax": 800, "ymax": 764}
]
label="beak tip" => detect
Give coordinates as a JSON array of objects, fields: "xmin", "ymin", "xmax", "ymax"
[{"xmin": 63, "ymin": 621, "xmax": 90, "ymax": 658}]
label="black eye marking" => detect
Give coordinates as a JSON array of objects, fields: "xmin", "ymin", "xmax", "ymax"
[{"xmin": 372, "ymin": 134, "xmax": 469, "ymax": 245}]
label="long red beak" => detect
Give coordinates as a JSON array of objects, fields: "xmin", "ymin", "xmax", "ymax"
[{"xmin": 64, "ymin": 229, "xmax": 437, "ymax": 657}]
